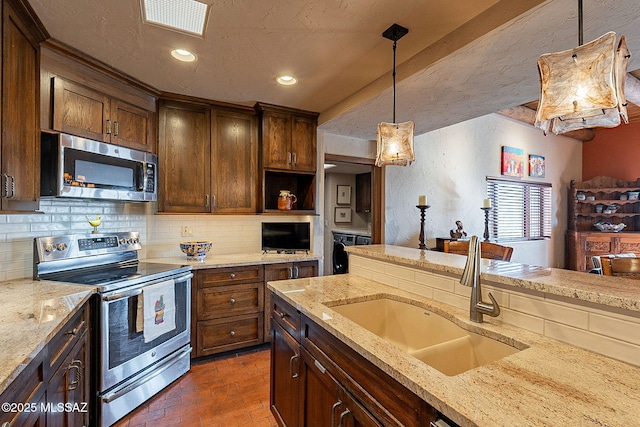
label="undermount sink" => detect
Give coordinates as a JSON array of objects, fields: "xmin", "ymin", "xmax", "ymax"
[{"xmin": 329, "ymin": 297, "xmax": 523, "ymax": 376}]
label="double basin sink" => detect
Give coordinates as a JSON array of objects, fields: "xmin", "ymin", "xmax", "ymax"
[{"xmin": 329, "ymin": 297, "xmax": 527, "ymax": 376}]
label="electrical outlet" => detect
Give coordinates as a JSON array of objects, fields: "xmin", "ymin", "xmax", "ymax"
[{"xmin": 181, "ymin": 226, "xmax": 194, "ymax": 237}]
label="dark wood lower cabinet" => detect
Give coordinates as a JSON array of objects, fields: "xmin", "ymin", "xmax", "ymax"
[
  {"xmin": 46, "ymin": 329, "xmax": 90, "ymax": 427},
  {"xmin": 301, "ymin": 348, "xmax": 381, "ymax": 427},
  {"xmin": 0, "ymin": 300, "xmax": 91, "ymax": 427},
  {"xmin": 270, "ymin": 292, "xmax": 438, "ymax": 427},
  {"xmin": 270, "ymin": 320, "xmax": 302, "ymax": 426}
]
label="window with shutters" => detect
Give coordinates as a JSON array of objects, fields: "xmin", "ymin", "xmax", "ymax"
[{"xmin": 486, "ymin": 177, "xmax": 552, "ymax": 242}]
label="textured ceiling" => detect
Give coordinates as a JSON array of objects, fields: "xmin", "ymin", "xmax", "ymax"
[{"xmin": 28, "ymin": 0, "xmax": 640, "ymax": 140}]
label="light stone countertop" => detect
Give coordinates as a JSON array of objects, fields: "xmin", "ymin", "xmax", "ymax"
[
  {"xmin": 347, "ymin": 245, "xmax": 640, "ymax": 312},
  {"xmin": 0, "ymin": 279, "xmax": 94, "ymax": 395},
  {"xmin": 267, "ymin": 274, "xmax": 640, "ymax": 427},
  {"xmin": 144, "ymin": 252, "xmax": 321, "ymax": 269}
]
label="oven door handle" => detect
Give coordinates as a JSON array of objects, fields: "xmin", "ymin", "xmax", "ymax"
[
  {"xmin": 101, "ymin": 346, "xmax": 192, "ymax": 403},
  {"xmin": 101, "ymin": 273, "xmax": 193, "ymax": 302},
  {"xmin": 102, "ymin": 288, "xmax": 142, "ymax": 302}
]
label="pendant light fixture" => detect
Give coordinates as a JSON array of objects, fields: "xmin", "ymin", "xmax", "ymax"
[
  {"xmin": 534, "ymin": 0, "xmax": 631, "ymax": 135},
  {"xmin": 375, "ymin": 23, "xmax": 415, "ymax": 167}
]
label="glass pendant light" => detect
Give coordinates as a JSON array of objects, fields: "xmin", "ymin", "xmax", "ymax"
[
  {"xmin": 375, "ymin": 24, "xmax": 415, "ymax": 167},
  {"xmin": 534, "ymin": 0, "xmax": 631, "ymax": 135}
]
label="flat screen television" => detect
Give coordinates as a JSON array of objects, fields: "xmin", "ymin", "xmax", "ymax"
[{"xmin": 262, "ymin": 222, "xmax": 311, "ymax": 253}]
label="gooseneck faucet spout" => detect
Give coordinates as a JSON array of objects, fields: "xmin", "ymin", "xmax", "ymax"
[{"xmin": 460, "ymin": 236, "xmax": 500, "ymax": 323}]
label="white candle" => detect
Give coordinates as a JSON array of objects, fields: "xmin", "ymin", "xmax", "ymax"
[
  {"xmin": 482, "ymin": 198, "xmax": 492, "ymax": 208},
  {"xmin": 418, "ymin": 195, "xmax": 427, "ymax": 205}
]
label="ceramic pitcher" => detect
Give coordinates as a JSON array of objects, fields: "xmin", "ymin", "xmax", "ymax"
[{"xmin": 278, "ymin": 190, "xmax": 297, "ymax": 210}]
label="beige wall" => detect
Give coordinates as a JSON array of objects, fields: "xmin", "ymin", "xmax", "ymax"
[{"xmin": 384, "ymin": 113, "xmax": 583, "ymax": 268}]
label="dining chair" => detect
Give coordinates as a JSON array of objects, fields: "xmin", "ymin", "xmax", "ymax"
[
  {"xmin": 443, "ymin": 240, "xmax": 514, "ymax": 262},
  {"xmin": 600, "ymin": 257, "xmax": 640, "ymax": 279}
]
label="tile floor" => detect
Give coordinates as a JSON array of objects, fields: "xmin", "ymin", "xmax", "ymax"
[{"xmin": 113, "ymin": 345, "xmax": 277, "ymax": 427}]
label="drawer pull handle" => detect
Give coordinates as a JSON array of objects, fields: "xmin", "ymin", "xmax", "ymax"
[
  {"xmin": 289, "ymin": 354, "xmax": 299, "ymax": 379},
  {"xmin": 276, "ymin": 310, "xmax": 288, "ymax": 320},
  {"xmin": 230, "ymin": 298, "xmax": 236, "ymax": 304},
  {"xmin": 230, "ymin": 273, "xmax": 236, "ymax": 279},
  {"xmin": 331, "ymin": 401, "xmax": 343, "ymax": 427},
  {"xmin": 65, "ymin": 327, "xmax": 78, "ymax": 336},
  {"xmin": 230, "ymin": 330, "xmax": 235, "ymax": 337},
  {"xmin": 68, "ymin": 359, "xmax": 83, "ymax": 391}
]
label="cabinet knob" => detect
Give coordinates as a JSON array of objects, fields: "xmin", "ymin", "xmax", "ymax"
[
  {"xmin": 230, "ymin": 330, "xmax": 235, "ymax": 337},
  {"xmin": 230, "ymin": 273, "xmax": 236, "ymax": 279},
  {"xmin": 230, "ymin": 298, "xmax": 236, "ymax": 305}
]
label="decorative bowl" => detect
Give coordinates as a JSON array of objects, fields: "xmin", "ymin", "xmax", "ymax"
[
  {"xmin": 594, "ymin": 222, "xmax": 626, "ymax": 232},
  {"xmin": 179, "ymin": 241, "xmax": 212, "ymax": 261}
]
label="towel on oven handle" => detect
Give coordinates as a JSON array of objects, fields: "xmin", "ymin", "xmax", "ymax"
[{"xmin": 138, "ymin": 279, "xmax": 176, "ymax": 343}]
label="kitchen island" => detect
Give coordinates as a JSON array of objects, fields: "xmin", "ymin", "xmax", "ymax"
[{"xmin": 267, "ymin": 245, "xmax": 640, "ymax": 426}]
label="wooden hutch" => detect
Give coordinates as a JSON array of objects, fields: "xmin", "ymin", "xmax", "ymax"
[{"xmin": 566, "ymin": 176, "xmax": 640, "ymax": 271}]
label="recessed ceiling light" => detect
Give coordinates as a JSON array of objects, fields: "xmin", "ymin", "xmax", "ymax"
[
  {"xmin": 142, "ymin": 0, "xmax": 209, "ymax": 37},
  {"xmin": 171, "ymin": 48, "xmax": 197, "ymax": 62},
  {"xmin": 276, "ymin": 75, "xmax": 297, "ymax": 86}
]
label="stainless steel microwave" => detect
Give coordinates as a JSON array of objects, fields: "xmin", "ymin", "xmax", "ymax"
[{"xmin": 41, "ymin": 133, "xmax": 157, "ymax": 202}]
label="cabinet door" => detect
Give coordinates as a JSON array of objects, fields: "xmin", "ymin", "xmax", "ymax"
[
  {"xmin": 270, "ymin": 321, "xmax": 302, "ymax": 427},
  {"xmin": 294, "ymin": 261, "xmax": 318, "ymax": 279},
  {"xmin": 1, "ymin": 1, "xmax": 40, "ymax": 211},
  {"xmin": 158, "ymin": 101, "xmax": 211, "ymax": 212},
  {"xmin": 46, "ymin": 329, "xmax": 90, "ymax": 427},
  {"xmin": 262, "ymin": 112, "xmax": 292, "ymax": 169},
  {"xmin": 111, "ymin": 98, "xmax": 154, "ymax": 152},
  {"xmin": 211, "ymin": 109, "xmax": 257, "ymax": 212},
  {"xmin": 290, "ymin": 116, "xmax": 317, "ymax": 172},
  {"xmin": 52, "ymin": 77, "xmax": 110, "ymax": 142},
  {"xmin": 356, "ymin": 173, "xmax": 372, "ymax": 213},
  {"xmin": 581, "ymin": 234, "xmax": 613, "ymax": 272},
  {"xmin": 301, "ymin": 348, "xmax": 382, "ymax": 427}
]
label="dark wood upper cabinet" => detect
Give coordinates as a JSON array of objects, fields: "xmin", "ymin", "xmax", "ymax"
[
  {"xmin": 256, "ymin": 103, "xmax": 319, "ymax": 214},
  {"xmin": 211, "ymin": 109, "xmax": 258, "ymax": 213},
  {"xmin": 51, "ymin": 76, "xmax": 155, "ymax": 152},
  {"xmin": 158, "ymin": 100, "xmax": 211, "ymax": 213},
  {"xmin": 356, "ymin": 172, "xmax": 372, "ymax": 213},
  {"xmin": 0, "ymin": 0, "xmax": 47, "ymax": 212},
  {"xmin": 158, "ymin": 98, "xmax": 258, "ymax": 214},
  {"xmin": 257, "ymin": 103, "xmax": 318, "ymax": 173}
]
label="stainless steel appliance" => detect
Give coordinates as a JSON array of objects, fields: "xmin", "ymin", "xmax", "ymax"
[
  {"xmin": 40, "ymin": 133, "xmax": 157, "ymax": 202},
  {"xmin": 34, "ymin": 232, "xmax": 191, "ymax": 427}
]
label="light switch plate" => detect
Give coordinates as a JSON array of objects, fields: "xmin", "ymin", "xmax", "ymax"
[{"xmin": 181, "ymin": 226, "xmax": 193, "ymax": 237}]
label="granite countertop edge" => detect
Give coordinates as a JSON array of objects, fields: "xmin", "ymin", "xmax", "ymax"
[
  {"xmin": 0, "ymin": 279, "xmax": 95, "ymax": 396},
  {"xmin": 144, "ymin": 252, "xmax": 321, "ymax": 269}
]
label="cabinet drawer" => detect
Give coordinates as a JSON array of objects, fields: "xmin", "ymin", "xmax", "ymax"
[
  {"xmin": 271, "ymin": 293, "xmax": 301, "ymax": 340},
  {"xmin": 47, "ymin": 306, "xmax": 89, "ymax": 374},
  {"xmin": 583, "ymin": 236, "xmax": 612, "ymax": 254},
  {"xmin": 197, "ymin": 313, "xmax": 264, "ymax": 356},
  {"xmin": 197, "ymin": 283, "xmax": 263, "ymax": 320},
  {"xmin": 198, "ymin": 265, "xmax": 264, "ymax": 287}
]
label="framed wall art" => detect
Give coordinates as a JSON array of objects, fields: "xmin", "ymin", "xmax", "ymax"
[
  {"xmin": 501, "ymin": 146, "xmax": 524, "ymax": 177},
  {"xmin": 337, "ymin": 185, "xmax": 351, "ymax": 205},
  {"xmin": 334, "ymin": 207, "xmax": 352, "ymax": 223},
  {"xmin": 529, "ymin": 154, "xmax": 546, "ymax": 178}
]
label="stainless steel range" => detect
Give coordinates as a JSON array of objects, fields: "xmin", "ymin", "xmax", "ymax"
[{"xmin": 34, "ymin": 232, "xmax": 192, "ymax": 427}]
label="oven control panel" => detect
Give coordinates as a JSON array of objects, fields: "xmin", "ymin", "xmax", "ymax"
[
  {"xmin": 78, "ymin": 236, "xmax": 119, "ymax": 251},
  {"xmin": 34, "ymin": 232, "xmax": 143, "ymax": 263}
]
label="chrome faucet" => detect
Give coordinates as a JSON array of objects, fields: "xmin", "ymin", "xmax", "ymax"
[{"xmin": 459, "ymin": 236, "xmax": 500, "ymax": 323}]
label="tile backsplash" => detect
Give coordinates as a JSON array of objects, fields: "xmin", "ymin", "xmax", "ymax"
[
  {"xmin": 0, "ymin": 199, "xmax": 148, "ymax": 281},
  {"xmin": 0, "ymin": 199, "xmax": 315, "ymax": 281}
]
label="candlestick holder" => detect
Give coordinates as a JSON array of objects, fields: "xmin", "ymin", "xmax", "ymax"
[
  {"xmin": 416, "ymin": 205, "xmax": 430, "ymax": 250},
  {"xmin": 481, "ymin": 207, "xmax": 491, "ymax": 242}
]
